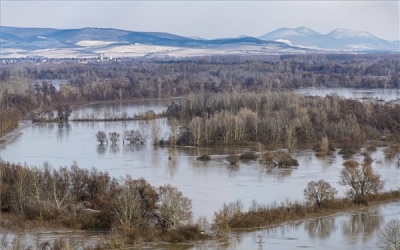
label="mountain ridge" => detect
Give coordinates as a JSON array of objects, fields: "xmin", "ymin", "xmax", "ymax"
[
  {"xmin": 259, "ymin": 26, "xmax": 397, "ymax": 51},
  {"xmin": 0, "ymin": 26, "xmax": 398, "ymax": 58}
]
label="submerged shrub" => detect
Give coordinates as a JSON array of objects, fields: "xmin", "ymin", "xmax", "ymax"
[{"xmin": 260, "ymin": 151, "xmax": 298, "ymax": 167}]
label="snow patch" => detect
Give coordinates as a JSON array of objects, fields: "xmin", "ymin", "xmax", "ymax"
[
  {"xmin": 275, "ymin": 39, "xmax": 292, "ymax": 45},
  {"xmin": 76, "ymin": 40, "xmax": 117, "ymax": 47}
]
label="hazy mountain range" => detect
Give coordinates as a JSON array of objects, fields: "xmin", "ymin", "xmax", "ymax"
[{"xmin": 0, "ymin": 26, "xmax": 398, "ymax": 58}]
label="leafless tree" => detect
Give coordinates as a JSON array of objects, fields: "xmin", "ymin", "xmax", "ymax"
[
  {"xmin": 157, "ymin": 184, "xmax": 192, "ymax": 230},
  {"xmin": 189, "ymin": 116, "xmax": 204, "ymax": 146},
  {"xmin": 108, "ymin": 132, "xmax": 120, "ymax": 145},
  {"xmin": 123, "ymin": 130, "xmax": 144, "ymax": 145},
  {"xmin": 150, "ymin": 122, "xmax": 161, "ymax": 145},
  {"xmin": 376, "ymin": 219, "xmax": 400, "ymax": 250},
  {"xmin": 112, "ymin": 177, "xmax": 144, "ymax": 229},
  {"xmin": 96, "ymin": 131, "xmax": 108, "ymax": 145},
  {"xmin": 340, "ymin": 160, "xmax": 384, "ymax": 201},
  {"xmin": 304, "ymin": 179, "xmax": 338, "ymax": 207}
]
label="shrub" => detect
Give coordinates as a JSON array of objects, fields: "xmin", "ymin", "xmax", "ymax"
[
  {"xmin": 260, "ymin": 151, "xmax": 298, "ymax": 167},
  {"xmin": 226, "ymin": 154, "xmax": 240, "ymax": 165},
  {"xmin": 165, "ymin": 224, "xmax": 207, "ymax": 243}
]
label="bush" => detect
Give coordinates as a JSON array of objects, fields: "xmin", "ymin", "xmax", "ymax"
[
  {"xmin": 165, "ymin": 224, "xmax": 207, "ymax": 243},
  {"xmin": 260, "ymin": 151, "xmax": 298, "ymax": 167},
  {"xmin": 384, "ymin": 144, "xmax": 400, "ymax": 159},
  {"xmin": 226, "ymin": 154, "xmax": 240, "ymax": 165}
]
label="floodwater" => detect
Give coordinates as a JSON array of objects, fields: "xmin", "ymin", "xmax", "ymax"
[
  {"xmin": 0, "ymin": 89, "xmax": 399, "ymax": 249},
  {"xmin": 293, "ymin": 87, "xmax": 400, "ymax": 102},
  {"xmin": 2, "ymin": 202, "xmax": 399, "ymax": 250}
]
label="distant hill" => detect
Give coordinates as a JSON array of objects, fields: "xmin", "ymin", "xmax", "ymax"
[
  {"xmin": 259, "ymin": 27, "xmax": 398, "ymax": 51},
  {"xmin": 0, "ymin": 26, "xmax": 398, "ymax": 58}
]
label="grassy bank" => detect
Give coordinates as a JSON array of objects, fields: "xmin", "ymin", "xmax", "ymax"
[{"xmin": 212, "ymin": 190, "xmax": 400, "ymax": 232}]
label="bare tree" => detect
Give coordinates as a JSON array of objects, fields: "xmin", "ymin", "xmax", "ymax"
[
  {"xmin": 169, "ymin": 118, "xmax": 179, "ymax": 145},
  {"xmin": 376, "ymin": 219, "xmax": 400, "ymax": 250},
  {"xmin": 157, "ymin": 184, "xmax": 192, "ymax": 230},
  {"xmin": 108, "ymin": 132, "xmax": 120, "ymax": 145},
  {"xmin": 56, "ymin": 103, "xmax": 72, "ymax": 121},
  {"xmin": 340, "ymin": 160, "xmax": 384, "ymax": 201},
  {"xmin": 123, "ymin": 130, "xmax": 144, "ymax": 145},
  {"xmin": 189, "ymin": 116, "xmax": 204, "ymax": 146},
  {"xmin": 96, "ymin": 131, "xmax": 108, "ymax": 145},
  {"xmin": 304, "ymin": 179, "xmax": 338, "ymax": 207},
  {"xmin": 112, "ymin": 177, "xmax": 144, "ymax": 229},
  {"xmin": 150, "ymin": 122, "xmax": 161, "ymax": 145}
]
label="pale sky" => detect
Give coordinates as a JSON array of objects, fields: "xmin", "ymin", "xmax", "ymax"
[{"xmin": 1, "ymin": 1, "xmax": 399, "ymax": 41}]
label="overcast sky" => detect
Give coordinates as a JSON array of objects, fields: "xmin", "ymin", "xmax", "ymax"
[{"xmin": 1, "ymin": 1, "xmax": 399, "ymax": 41}]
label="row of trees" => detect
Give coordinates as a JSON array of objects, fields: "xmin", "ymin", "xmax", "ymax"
[
  {"xmin": 0, "ymin": 161, "xmax": 195, "ymax": 241},
  {"xmin": 304, "ymin": 157, "xmax": 384, "ymax": 206},
  {"xmin": 167, "ymin": 92, "xmax": 400, "ymax": 148}
]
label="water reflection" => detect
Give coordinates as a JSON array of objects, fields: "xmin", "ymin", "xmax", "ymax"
[
  {"xmin": 109, "ymin": 144, "xmax": 119, "ymax": 154},
  {"xmin": 167, "ymin": 147, "xmax": 178, "ymax": 178},
  {"xmin": 36, "ymin": 122, "xmax": 55, "ymax": 131},
  {"xmin": 304, "ymin": 217, "xmax": 337, "ymax": 239},
  {"xmin": 96, "ymin": 145, "xmax": 106, "ymax": 155},
  {"xmin": 341, "ymin": 209, "xmax": 383, "ymax": 245},
  {"xmin": 57, "ymin": 122, "xmax": 71, "ymax": 138},
  {"xmin": 264, "ymin": 166, "xmax": 293, "ymax": 179}
]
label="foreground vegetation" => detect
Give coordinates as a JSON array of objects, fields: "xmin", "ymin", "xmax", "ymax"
[
  {"xmin": 0, "ymin": 161, "xmax": 207, "ymax": 245},
  {"xmin": 1, "ymin": 151, "xmax": 399, "ymax": 247}
]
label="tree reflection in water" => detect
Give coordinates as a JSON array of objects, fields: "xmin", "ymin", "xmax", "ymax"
[
  {"xmin": 109, "ymin": 144, "xmax": 119, "ymax": 154},
  {"xmin": 57, "ymin": 122, "xmax": 70, "ymax": 138},
  {"xmin": 96, "ymin": 144, "xmax": 106, "ymax": 155},
  {"xmin": 167, "ymin": 147, "xmax": 178, "ymax": 177},
  {"xmin": 304, "ymin": 217, "xmax": 337, "ymax": 239},
  {"xmin": 264, "ymin": 166, "xmax": 293, "ymax": 179},
  {"xmin": 341, "ymin": 209, "xmax": 383, "ymax": 245}
]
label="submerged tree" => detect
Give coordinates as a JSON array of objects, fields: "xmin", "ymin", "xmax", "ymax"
[
  {"xmin": 109, "ymin": 132, "xmax": 120, "ymax": 145},
  {"xmin": 340, "ymin": 160, "xmax": 384, "ymax": 202},
  {"xmin": 304, "ymin": 179, "xmax": 338, "ymax": 207},
  {"xmin": 96, "ymin": 131, "xmax": 108, "ymax": 145},
  {"xmin": 123, "ymin": 130, "xmax": 144, "ymax": 145}
]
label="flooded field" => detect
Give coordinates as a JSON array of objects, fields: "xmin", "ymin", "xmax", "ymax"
[{"xmin": 0, "ymin": 89, "xmax": 399, "ymax": 249}]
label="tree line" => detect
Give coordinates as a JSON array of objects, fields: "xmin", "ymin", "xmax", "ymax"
[{"xmin": 166, "ymin": 91, "xmax": 400, "ymax": 150}]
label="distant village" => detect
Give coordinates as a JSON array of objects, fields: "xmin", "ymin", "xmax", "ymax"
[{"xmin": 0, "ymin": 54, "xmax": 125, "ymax": 66}]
